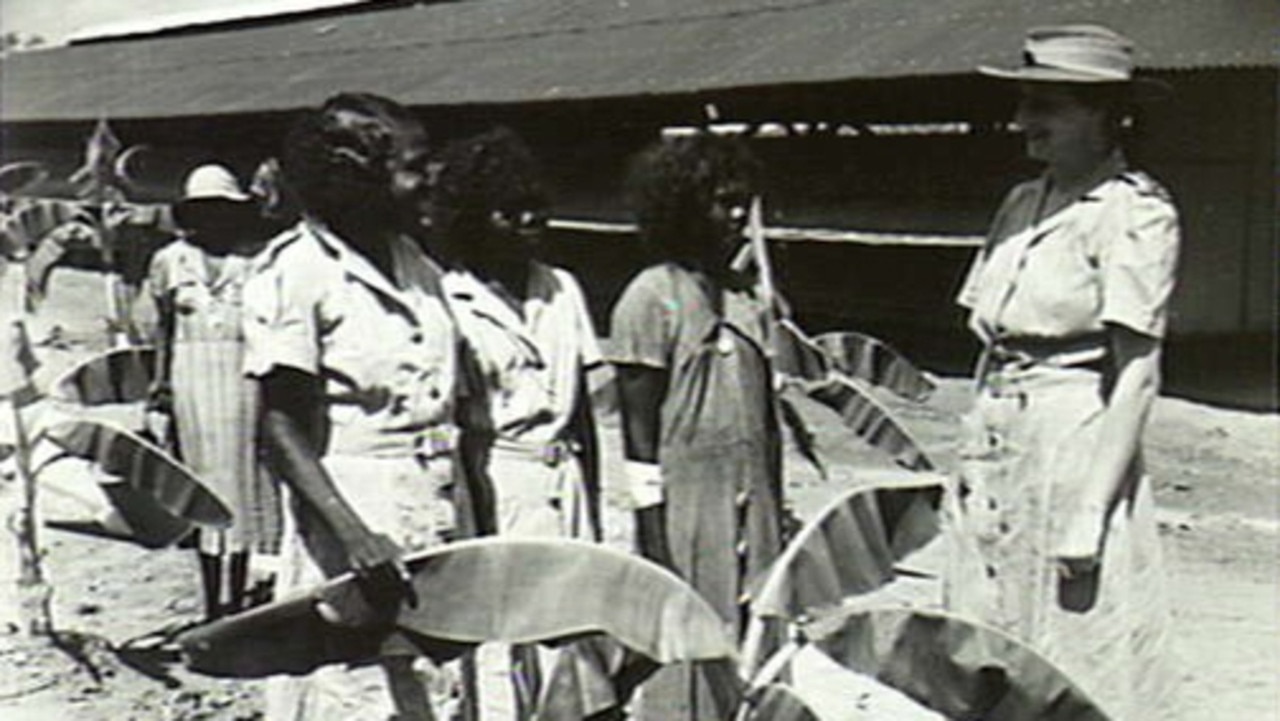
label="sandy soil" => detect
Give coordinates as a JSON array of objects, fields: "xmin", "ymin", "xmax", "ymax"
[{"xmin": 1, "ymin": 268, "xmax": 1276, "ymax": 720}]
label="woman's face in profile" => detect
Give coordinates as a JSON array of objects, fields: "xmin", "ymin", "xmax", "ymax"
[
  {"xmin": 702, "ymin": 180, "xmax": 751, "ymax": 270},
  {"xmin": 386, "ymin": 123, "xmax": 433, "ymax": 231},
  {"xmin": 1014, "ymin": 83, "xmax": 1109, "ymax": 167}
]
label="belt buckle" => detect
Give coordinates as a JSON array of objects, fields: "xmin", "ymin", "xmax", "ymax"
[
  {"xmin": 415, "ymin": 426, "xmax": 457, "ymax": 459},
  {"xmin": 981, "ymin": 356, "xmax": 1019, "ymax": 398},
  {"xmin": 984, "ymin": 370, "xmax": 1007, "ymax": 397},
  {"xmin": 540, "ymin": 441, "xmax": 571, "ymax": 467}
]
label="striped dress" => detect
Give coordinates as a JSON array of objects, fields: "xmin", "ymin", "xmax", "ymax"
[{"xmin": 149, "ymin": 239, "xmax": 280, "ymax": 555}]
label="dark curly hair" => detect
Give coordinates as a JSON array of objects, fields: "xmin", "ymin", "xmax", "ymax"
[
  {"xmin": 627, "ymin": 133, "xmax": 761, "ymax": 262},
  {"xmin": 281, "ymin": 93, "xmax": 425, "ymax": 233},
  {"xmin": 431, "ymin": 126, "xmax": 547, "ymax": 245}
]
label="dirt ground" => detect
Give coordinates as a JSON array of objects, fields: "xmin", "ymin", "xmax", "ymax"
[{"xmin": 1, "ymin": 268, "xmax": 1276, "ymax": 720}]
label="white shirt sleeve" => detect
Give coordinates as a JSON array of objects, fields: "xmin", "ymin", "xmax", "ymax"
[
  {"xmin": 1099, "ymin": 186, "xmax": 1180, "ymax": 339},
  {"xmin": 242, "ymin": 254, "xmax": 324, "ymax": 377}
]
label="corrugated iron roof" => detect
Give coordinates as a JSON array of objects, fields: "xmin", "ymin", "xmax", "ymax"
[
  {"xmin": 2, "ymin": 0, "xmax": 1276, "ymax": 122},
  {"xmin": 65, "ymin": 0, "xmax": 374, "ymax": 44}
]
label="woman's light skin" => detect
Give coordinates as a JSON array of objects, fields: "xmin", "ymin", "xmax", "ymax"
[
  {"xmin": 1010, "ymin": 81, "xmax": 1164, "ymax": 579},
  {"xmin": 1015, "ymin": 83, "xmax": 1113, "ymax": 186}
]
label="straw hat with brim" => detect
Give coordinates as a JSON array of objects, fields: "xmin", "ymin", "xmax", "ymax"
[
  {"xmin": 978, "ymin": 24, "xmax": 1171, "ymax": 99},
  {"xmin": 174, "ymin": 164, "xmax": 251, "ymax": 227}
]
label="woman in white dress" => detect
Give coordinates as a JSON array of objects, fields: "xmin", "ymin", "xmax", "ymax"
[{"xmin": 948, "ymin": 25, "xmax": 1180, "ymax": 720}]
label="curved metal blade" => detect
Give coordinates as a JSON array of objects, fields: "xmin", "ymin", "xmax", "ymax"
[
  {"xmin": 179, "ymin": 538, "xmax": 736, "ymax": 679},
  {"xmin": 813, "ymin": 330, "xmax": 936, "ymax": 402},
  {"xmin": 751, "ymin": 479, "xmax": 943, "ymax": 621},
  {"xmin": 810, "ymin": 608, "xmax": 1111, "ymax": 721},
  {"xmin": 48, "ymin": 346, "xmax": 156, "ymax": 405},
  {"xmin": 804, "ymin": 374, "xmax": 936, "ymax": 471},
  {"xmin": 40, "ymin": 418, "xmax": 231, "ymax": 539}
]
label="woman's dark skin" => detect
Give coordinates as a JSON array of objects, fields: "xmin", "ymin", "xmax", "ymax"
[
  {"xmin": 256, "ymin": 115, "xmax": 431, "ymax": 609},
  {"xmin": 152, "ymin": 197, "xmax": 272, "ymax": 618},
  {"xmin": 618, "ymin": 171, "xmax": 754, "ymax": 570},
  {"xmin": 457, "ymin": 209, "xmax": 540, "ymax": 314},
  {"xmin": 434, "ymin": 127, "xmax": 603, "ymax": 540},
  {"xmin": 617, "ymin": 365, "xmax": 672, "ymax": 566}
]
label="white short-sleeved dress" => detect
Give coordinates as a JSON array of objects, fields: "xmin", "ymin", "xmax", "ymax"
[
  {"xmin": 949, "ymin": 153, "xmax": 1179, "ymax": 720},
  {"xmin": 442, "ymin": 261, "xmax": 602, "ymax": 541},
  {"xmin": 243, "ymin": 221, "xmax": 461, "ymax": 721},
  {"xmin": 444, "ymin": 261, "xmax": 608, "ymax": 719}
]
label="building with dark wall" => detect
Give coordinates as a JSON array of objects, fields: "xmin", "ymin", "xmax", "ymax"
[{"xmin": 2, "ymin": 0, "xmax": 1275, "ymax": 400}]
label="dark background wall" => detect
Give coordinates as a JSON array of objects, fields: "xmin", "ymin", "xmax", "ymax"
[{"xmin": 3, "ymin": 69, "xmax": 1275, "ymax": 406}]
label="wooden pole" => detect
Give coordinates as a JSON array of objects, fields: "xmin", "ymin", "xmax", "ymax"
[{"xmin": 746, "ymin": 196, "xmax": 778, "ymax": 324}]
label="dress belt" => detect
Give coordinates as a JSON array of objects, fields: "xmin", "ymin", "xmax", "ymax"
[
  {"xmin": 412, "ymin": 425, "xmax": 459, "ymax": 461},
  {"xmin": 492, "ymin": 436, "xmax": 576, "ymax": 467},
  {"xmin": 984, "ymin": 333, "xmax": 1109, "ymax": 372}
]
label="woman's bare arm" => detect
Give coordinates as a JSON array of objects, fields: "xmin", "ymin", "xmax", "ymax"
[
  {"xmin": 1055, "ymin": 324, "xmax": 1160, "ymax": 565},
  {"xmin": 569, "ymin": 370, "xmax": 603, "ymax": 540},
  {"xmin": 616, "ymin": 364, "xmax": 672, "ymax": 567},
  {"xmin": 616, "ymin": 365, "xmax": 665, "ymax": 464},
  {"xmin": 258, "ymin": 367, "xmax": 403, "ymax": 577}
]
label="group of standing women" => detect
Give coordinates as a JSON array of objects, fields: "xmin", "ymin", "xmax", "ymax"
[
  {"xmin": 144, "ymin": 21, "xmax": 1179, "ymax": 721},
  {"xmin": 146, "ymin": 92, "xmax": 785, "ymax": 720}
]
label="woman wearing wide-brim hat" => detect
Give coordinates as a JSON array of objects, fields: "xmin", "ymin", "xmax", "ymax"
[
  {"xmin": 149, "ymin": 164, "xmax": 281, "ymax": 620},
  {"xmin": 947, "ymin": 25, "xmax": 1178, "ymax": 720}
]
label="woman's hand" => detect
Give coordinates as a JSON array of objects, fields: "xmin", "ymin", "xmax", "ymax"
[
  {"xmin": 317, "ymin": 524, "xmax": 415, "ymax": 626},
  {"xmin": 316, "ymin": 492, "xmax": 416, "ymax": 621},
  {"xmin": 344, "ymin": 526, "xmax": 415, "ymax": 610},
  {"xmin": 340, "ymin": 525, "xmax": 406, "ymax": 579},
  {"xmin": 145, "ymin": 379, "xmax": 172, "ymax": 414},
  {"xmin": 260, "ymin": 368, "xmax": 417, "ymax": 623}
]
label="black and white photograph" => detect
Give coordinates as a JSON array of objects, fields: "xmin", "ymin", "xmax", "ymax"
[{"xmin": 0, "ymin": 1, "xmax": 1276, "ymax": 719}]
